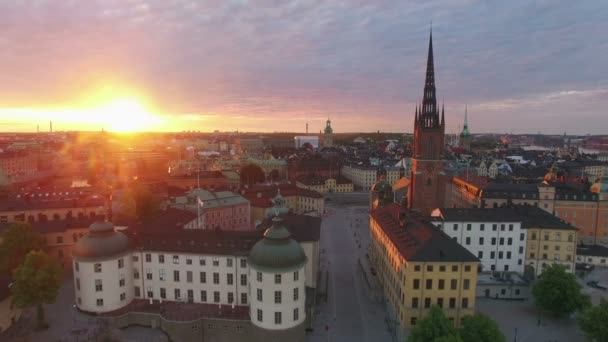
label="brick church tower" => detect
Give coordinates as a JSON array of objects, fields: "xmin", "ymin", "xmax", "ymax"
[{"xmin": 408, "ymin": 29, "xmax": 446, "ymax": 215}]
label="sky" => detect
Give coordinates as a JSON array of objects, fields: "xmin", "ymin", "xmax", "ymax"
[{"xmin": 0, "ymin": 0, "xmax": 606, "ymax": 134}]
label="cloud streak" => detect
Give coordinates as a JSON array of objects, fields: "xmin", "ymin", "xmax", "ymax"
[{"xmin": 0, "ymin": 0, "xmax": 606, "ymax": 133}]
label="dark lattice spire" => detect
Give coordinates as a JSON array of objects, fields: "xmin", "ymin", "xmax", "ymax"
[
  {"xmin": 441, "ymin": 103, "xmax": 445, "ymax": 125},
  {"xmin": 419, "ymin": 27, "xmax": 439, "ymax": 128}
]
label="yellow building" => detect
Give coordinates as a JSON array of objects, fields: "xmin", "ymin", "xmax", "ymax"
[
  {"xmin": 295, "ymin": 176, "xmax": 353, "ymax": 193},
  {"xmin": 369, "ymin": 203, "xmax": 479, "ymax": 330},
  {"xmin": 515, "ymin": 206, "xmax": 578, "ymax": 276}
]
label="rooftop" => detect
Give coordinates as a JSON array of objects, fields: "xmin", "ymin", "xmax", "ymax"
[
  {"xmin": 0, "ymin": 216, "xmax": 104, "ymax": 235},
  {"xmin": 370, "ymin": 203, "xmax": 479, "ymax": 263},
  {"xmin": 0, "ymin": 196, "xmax": 105, "ymax": 212},
  {"xmin": 513, "ymin": 205, "xmax": 577, "ymax": 230},
  {"xmin": 432, "ymin": 207, "xmax": 522, "ymax": 222}
]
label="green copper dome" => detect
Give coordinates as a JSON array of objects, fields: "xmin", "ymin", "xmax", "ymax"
[{"xmin": 249, "ymin": 216, "xmax": 307, "ymax": 272}]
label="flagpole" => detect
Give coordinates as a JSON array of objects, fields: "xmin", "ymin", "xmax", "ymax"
[{"xmin": 197, "ymin": 195, "xmax": 201, "ymax": 229}]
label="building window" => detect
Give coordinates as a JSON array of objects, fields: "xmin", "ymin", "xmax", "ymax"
[
  {"xmin": 257, "ymin": 272, "xmax": 262, "ymax": 282},
  {"xmin": 241, "ymin": 293, "xmax": 247, "ymax": 304},
  {"xmin": 96, "ymin": 299, "xmax": 103, "ymax": 307},
  {"xmin": 411, "ymin": 317, "xmax": 418, "ymax": 326},
  {"xmin": 118, "ymin": 258, "xmax": 124, "ymax": 269},
  {"xmin": 453, "ymin": 224, "xmax": 458, "ymax": 231},
  {"xmin": 119, "ymin": 276, "xmax": 125, "ymax": 287},
  {"xmin": 185, "ymin": 271, "xmax": 192, "ymax": 283},
  {"xmin": 257, "ymin": 309, "xmax": 263, "ymax": 322},
  {"xmin": 424, "ymin": 297, "xmax": 431, "ymax": 308},
  {"xmin": 275, "ymin": 312, "xmax": 282, "ymax": 324},
  {"xmin": 462, "ymin": 297, "xmax": 469, "ymax": 308},
  {"xmin": 413, "ymin": 279, "xmax": 420, "ymax": 289},
  {"xmin": 544, "ymin": 234, "xmax": 549, "ymax": 241},
  {"xmin": 174, "ymin": 270, "xmax": 180, "ymax": 282},
  {"xmin": 95, "ymin": 279, "xmax": 103, "ymax": 292},
  {"xmin": 463, "ymin": 279, "xmax": 470, "ymax": 290},
  {"xmin": 427, "ymin": 265, "xmax": 433, "ymax": 272},
  {"xmin": 174, "ymin": 289, "xmax": 181, "ymax": 300},
  {"xmin": 492, "ymin": 224, "xmax": 497, "ymax": 231},
  {"xmin": 294, "ymin": 308, "xmax": 299, "ymax": 321},
  {"xmin": 94, "ymin": 263, "xmax": 102, "ymax": 273},
  {"xmin": 452, "ymin": 265, "xmax": 458, "ymax": 272},
  {"xmin": 213, "ymin": 273, "xmax": 219, "ymax": 284},
  {"xmin": 76, "ymin": 278, "xmax": 80, "ymax": 290},
  {"xmin": 144, "ymin": 253, "xmax": 151, "ymax": 263},
  {"xmin": 507, "ymin": 252, "xmax": 512, "ymax": 259},
  {"xmin": 465, "ymin": 237, "xmax": 471, "ymax": 245},
  {"xmin": 520, "ymin": 233, "xmax": 525, "ymax": 241},
  {"xmin": 199, "ymin": 257, "xmax": 206, "ymax": 266},
  {"xmin": 186, "ymin": 258, "xmax": 192, "ymax": 265},
  {"xmin": 200, "ymin": 272, "xmax": 206, "ymax": 283},
  {"xmin": 161, "ymin": 288, "xmax": 166, "ymax": 299},
  {"xmin": 75, "ymin": 262, "xmax": 79, "ymax": 272},
  {"xmin": 228, "ymin": 292, "xmax": 234, "ymax": 303},
  {"xmin": 294, "ymin": 271, "xmax": 299, "ymax": 281},
  {"xmin": 450, "ymin": 279, "xmax": 457, "ymax": 290},
  {"xmin": 275, "ymin": 291, "xmax": 282, "ymax": 304},
  {"xmin": 479, "ymin": 237, "xmax": 484, "ymax": 245},
  {"xmin": 275, "ymin": 274, "xmax": 282, "ymax": 284},
  {"xmin": 241, "ymin": 274, "xmax": 247, "ymax": 286},
  {"xmin": 293, "ymin": 287, "xmax": 299, "ymax": 301},
  {"xmin": 147, "ymin": 287, "xmax": 153, "ymax": 298},
  {"xmin": 500, "ymin": 238, "xmax": 504, "ymax": 245},
  {"xmin": 240, "ymin": 259, "xmax": 247, "ymax": 268},
  {"xmin": 158, "ymin": 254, "xmax": 165, "ymax": 263},
  {"xmin": 226, "ymin": 258, "xmax": 233, "ymax": 267},
  {"xmin": 212, "ymin": 258, "xmax": 220, "ymax": 267},
  {"xmin": 412, "ymin": 297, "xmax": 419, "ymax": 308},
  {"xmin": 257, "ymin": 288, "xmax": 263, "ymax": 301},
  {"xmin": 480, "ymin": 224, "xmax": 485, "ymax": 231},
  {"xmin": 227, "ymin": 273, "xmax": 233, "ymax": 285},
  {"xmin": 414, "ymin": 265, "xmax": 421, "ymax": 271},
  {"xmin": 490, "ymin": 251, "xmax": 495, "ymax": 259},
  {"xmin": 491, "ymin": 238, "xmax": 496, "ymax": 245},
  {"xmin": 438, "ymin": 279, "xmax": 445, "ymax": 290},
  {"xmin": 214, "ymin": 291, "xmax": 220, "ymax": 303},
  {"xmin": 508, "ymin": 224, "xmax": 513, "ymax": 231},
  {"xmin": 449, "ymin": 297, "xmax": 456, "ymax": 308},
  {"xmin": 173, "ymin": 255, "xmax": 179, "ymax": 264},
  {"xmin": 426, "ymin": 279, "xmax": 433, "ymax": 290},
  {"xmin": 134, "ymin": 286, "xmax": 141, "ymax": 297},
  {"xmin": 437, "ymin": 297, "xmax": 444, "ymax": 308},
  {"xmin": 158, "ymin": 269, "xmax": 165, "ymax": 281}
]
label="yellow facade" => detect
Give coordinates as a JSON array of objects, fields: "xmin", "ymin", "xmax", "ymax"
[
  {"xmin": 524, "ymin": 227, "xmax": 577, "ymax": 276},
  {"xmin": 296, "ymin": 178, "xmax": 354, "ymax": 193},
  {"xmin": 370, "ymin": 215, "xmax": 478, "ymax": 329}
]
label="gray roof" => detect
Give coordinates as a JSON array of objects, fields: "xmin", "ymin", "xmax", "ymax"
[
  {"xmin": 577, "ymin": 244, "xmax": 608, "ymax": 257},
  {"xmin": 248, "ymin": 216, "xmax": 307, "ymax": 272},
  {"xmin": 72, "ymin": 221, "xmax": 131, "ymax": 260},
  {"xmin": 433, "ymin": 208, "xmax": 523, "ymax": 222}
]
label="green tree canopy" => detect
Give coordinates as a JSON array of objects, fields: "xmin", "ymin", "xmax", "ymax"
[
  {"xmin": 0, "ymin": 222, "xmax": 45, "ymax": 273},
  {"xmin": 578, "ymin": 298, "xmax": 608, "ymax": 342},
  {"xmin": 459, "ymin": 313, "xmax": 505, "ymax": 342},
  {"xmin": 117, "ymin": 182, "xmax": 160, "ymax": 222},
  {"xmin": 11, "ymin": 250, "xmax": 62, "ymax": 329},
  {"xmin": 532, "ymin": 264, "xmax": 589, "ymax": 316},
  {"xmin": 407, "ymin": 305, "xmax": 459, "ymax": 342},
  {"xmin": 239, "ymin": 164, "xmax": 265, "ymax": 186}
]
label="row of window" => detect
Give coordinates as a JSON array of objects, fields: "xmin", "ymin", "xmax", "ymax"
[
  {"xmin": 75, "ymin": 259, "xmax": 125, "ymax": 273},
  {"xmin": 255, "ymin": 287, "xmax": 300, "ymax": 303},
  {"xmin": 412, "ymin": 278, "xmax": 471, "ymax": 291},
  {"xmin": 462, "ymin": 236, "xmax": 520, "ymax": 246},
  {"xmin": 411, "ymin": 296, "xmax": 469, "ymax": 309},
  {"xmin": 477, "ymin": 250, "xmax": 517, "ymax": 260},
  {"xmin": 143, "ymin": 254, "xmax": 248, "ymax": 268},
  {"xmin": 412, "ymin": 265, "xmax": 472, "ymax": 273},
  {"xmin": 139, "ymin": 269, "xmax": 248, "ymax": 286},
  {"xmin": 452, "ymin": 223, "xmax": 516, "ymax": 232},
  {"xmin": 134, "ymin": 286, "xmax": 248, "ymax": 304},
  {"xmin": 529, "ymin": 232, "xmax": 574, "ymax": 242},
  {"xmin": 256, "ymin": 308, "xmax": 299, "ymax": 324},
  {"xmin": 529, "ymin": 253, "xmax": 572, "ymax": 261},
  {"xmin": 256, "ymin": 271, "xmax": 299, "ymax": 283}
]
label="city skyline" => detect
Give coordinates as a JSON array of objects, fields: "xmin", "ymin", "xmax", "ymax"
[{"xmin": 0, "ymin": 1, "xmax": 607, "ymax": 134}]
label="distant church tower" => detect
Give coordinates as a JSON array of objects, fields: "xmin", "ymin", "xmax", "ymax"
[
  {"xmin": 408, "ymin": 28, "xmax": 446, "ymax": 215},
  {"xmin": 460, "ymin": 105, "xmax": 471, "ymax": 150},
  {"xmin": 323, "ymin": 118, "xmax": 333, "ymax": 147}
]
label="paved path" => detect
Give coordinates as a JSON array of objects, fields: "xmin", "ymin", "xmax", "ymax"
[{"xmin": 307, "ymin": 204, "xmax": 391, "ymax": 342}]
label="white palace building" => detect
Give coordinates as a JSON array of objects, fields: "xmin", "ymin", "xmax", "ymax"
[{"xmin": 71, "ymin": 206, "xmax": 320, "ymax": 342}]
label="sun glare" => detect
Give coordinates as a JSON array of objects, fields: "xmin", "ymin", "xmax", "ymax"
[{"xmin": 95, "ymin": 98, "xmax": 162, "ymax": 132}]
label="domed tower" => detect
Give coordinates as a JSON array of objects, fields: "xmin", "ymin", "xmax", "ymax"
[
  {"xmin": 459, "ymin": 105, "xmax": 472, "ymax": 150},
  {"xmin": 72, "ymin": 221, "xmax": 134, "ymax": 313},
  {"xmin": 370, "ymin": 175, "xmax": 394, "ymax": 210},
  {"xmin": 323, "ymin": 118, "xmax": 333, "ymax": 148},
  {"xmin": 248, "ymin": 215, "xmax": 307, "ymax": 342}
]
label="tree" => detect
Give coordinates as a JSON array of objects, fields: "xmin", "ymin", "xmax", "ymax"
[
  {"xmin": 239, "ymin": 164, "xmax": 265, "ymax": 186},
  {"xmin": 407, "ymin": 305, "xmax": 459, "ymax": 342},
  {"xmin": 0, "ymin": 223, "xmax": 45, "ymax": 274},
  {"xmin": 11, "ymin": 250, "xmax": 62, "ymax": 330},
  {"xmin": 578, "ymin": 298, "xmax": 608, "ymax": 342},
  {"xmin": 117, "ymin": 182, "xmax": 160, "ymax": 222},
  {"xmin": 532, "ymin": 264, "xmax": 589, "ymax": 316},
  {"xmin": 459, "ymin": 313, "xmax": 505, "ymax": 342}
]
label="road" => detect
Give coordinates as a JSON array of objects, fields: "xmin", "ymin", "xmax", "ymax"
[{"xmin": 307, "ymin": 201, "xmax": 391, "ymax": 342}]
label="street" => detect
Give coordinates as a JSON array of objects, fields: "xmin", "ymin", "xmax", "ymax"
[{"xmin": 307, "ymin": 200, "xmax": 392, "ymax": 342}]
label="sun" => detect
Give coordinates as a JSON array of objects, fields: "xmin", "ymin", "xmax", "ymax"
[{"xmin": 95, "ymin": 98, "xmax": 161, "ymax": 132}]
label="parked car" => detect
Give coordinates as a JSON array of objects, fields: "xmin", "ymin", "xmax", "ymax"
[
  {"xmin": 576, "ymin": 263, "xmax": 594, "ymax": 271},
  {"xmin": 586, "ymin": 281, "xmax": 608, "ymax": 290}
]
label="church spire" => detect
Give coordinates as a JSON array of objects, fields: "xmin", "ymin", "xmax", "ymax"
[
  {"xmin": 441, "ymin": 103, "xmax": 445, "ymax": 125},
  {"xmin": 420, "ymin": 27, "xmax": 438, "ymax": 128},
  {"xmin": 464, "ymin": 105, "xmax": 468, "ymax": 128}
]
